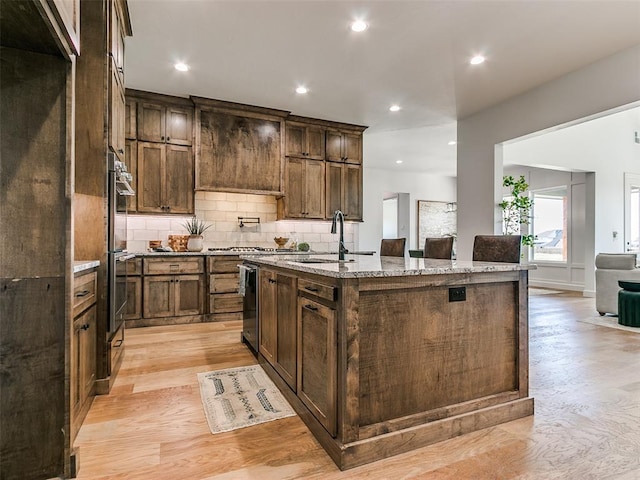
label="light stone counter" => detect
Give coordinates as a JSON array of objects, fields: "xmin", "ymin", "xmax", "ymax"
[
  {"xmin": 241, "ymin": 253, "xmax": 535, "ymax": 279},
  {"xmin": 73, "ymin": 260, "xmax": 100, "ymax": 274}
]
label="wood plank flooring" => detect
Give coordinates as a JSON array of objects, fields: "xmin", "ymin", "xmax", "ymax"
[{"xmin": 74, "ymin": 292, "xmax": 640, "ymax": 479}]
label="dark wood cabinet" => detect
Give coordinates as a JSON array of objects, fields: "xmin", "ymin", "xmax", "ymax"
[
  {"xmin": 326, "ymin": 129, "xmax": 362, "ymax": 164},
  {"xmin": 137, "ymin": 142, "xmax": 194, "ymax": 214},
  {"xmin": 325, "ymin": 162, "xmax": 363, "ymax": 221},
  {"xmin": 137, "ymin": 101, "xmax": 193, "ymax": 146},
  {"xmin": 298, "ymin": 297, "xmax": 337, "ymax": 436},
  {"xmin": 286, "ymin": 121, "xmax": 326, "ymax": 160},
  {"xmin": 208, "ymin": 256, "xmax": 243, "ymax": 321},
  {"xmin": 259, "ymin": 269, "xmax": 298, "ymax": 391},
  {"xmin": 122, "ymin": 258, "xmax": 142, "ymax": 321},
  {"xmin": 125, "ymin": 96, "xmax": 137, "ymax": 139},
  {"xmin": 279, "ymin": 158, "xmax": 325, "ymax": 219},
  {"xmin": 71, "ymin": 269, "xmax": 98, "ymax": 442}
]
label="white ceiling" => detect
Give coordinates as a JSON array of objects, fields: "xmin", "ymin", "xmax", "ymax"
[{"xmin": 124, "ymin": 1, "xmax": 640, "ymax": 176}]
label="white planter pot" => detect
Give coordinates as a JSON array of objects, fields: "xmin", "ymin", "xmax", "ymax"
[{"xmin": 187, "ymin": 235, "xmax": 203, "ymax": 252}]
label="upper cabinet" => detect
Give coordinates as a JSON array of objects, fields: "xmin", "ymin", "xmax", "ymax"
[
  {"xmin": 137, "ymin": 101, "xmax": 194, "ymax": 146},
  {"xmin": 194, "ymin": 97, "xmax": 288, "ymax": 195},
  {"xmin": 326, "ymin": 129, "xmax": 363, "ymax": 164},
  {"xmin": 285, "ymin": 119, "xmax": 326, "ymax": 160}
]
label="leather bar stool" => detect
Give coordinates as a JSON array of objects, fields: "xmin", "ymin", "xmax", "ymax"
[
  {"xmin": 472, "ymin": 235, "xmax": 522, "ymax": 263},
  {"xmin": 423, "ymin": 237, "xmax": 454, "ymax": 259},
  {"xmin": 380, "ymin": 238, "xmax": 406, "ymax": 257}
]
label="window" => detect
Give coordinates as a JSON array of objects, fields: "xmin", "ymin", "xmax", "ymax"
[
  {"xmin": 625, "ymin": 173, "xmax": 640, "ymax": 253},
  {"xmin": 531, "ymin": 187, "xmax": 567, "ymax": 262}
]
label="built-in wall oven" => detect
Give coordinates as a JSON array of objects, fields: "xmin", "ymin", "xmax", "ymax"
[
  {"xmin": 239, "ymin": 263, "xmax": 259, "ymax": 354},
  {"xmin": 108, "ymin": 153, "xmax": 135, "ymax": 335}
]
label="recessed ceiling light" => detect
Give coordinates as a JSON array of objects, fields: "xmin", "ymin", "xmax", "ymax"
[
  {"xmin": 295, "ymin": 86, "xmax": 308, "ymax": 94},
  {"xmin": 174, "ymin": 62, "xmax": 189, "ymax": 72},
  {"xmin": 351, "ymin": 20, "xmax": 368, "ymax": 32},
  {"xmin": 470, "ymin": 55, "xmax": 485, "ymax": 65},
  {"xmin": 396, "ymin": 160, "xmax": 403, "ymax": 164},
  {"xmin": 389, "ymin": 105, "xmax": 401, "ymax": 112},
  {"xmin": 448, "ymin": 141, "xmax": 457, "ymax": 146}
]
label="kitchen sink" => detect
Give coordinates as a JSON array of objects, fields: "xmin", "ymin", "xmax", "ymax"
[{"xmin": 293, "ymin": 258, "xmax": 355, "ymax": 264}]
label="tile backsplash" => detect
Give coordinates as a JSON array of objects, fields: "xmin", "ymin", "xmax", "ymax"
[{"xmin": 127, "ymin": 191, "xmax": 358, "ymax": 253}]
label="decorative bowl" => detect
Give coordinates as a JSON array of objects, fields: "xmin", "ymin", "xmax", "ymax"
[{"xmin": 274, "ymin": 237, "xmax": 289, "ymax": 248}]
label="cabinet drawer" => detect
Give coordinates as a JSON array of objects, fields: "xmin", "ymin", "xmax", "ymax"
[
  {"xmin": 210, "ymin": 273, "xmax": 240, "ymax": 293},
  {"xmin": 126, "ymin": 258, "xmax": 142, "ymax": 275},
  {"xmin": 209, "ymin": 293, "xmax": 243, "ymax": 314},
  {"xmin": 298, "ymin": 278, "xmax": 337, "ymax": 302},
  {"xmin": 144, "ymin": 257, "xmax": 204, "ymax": 275},
  {"xmin": 207, "ymin": 256, "xmax": 241, "ymax": 273},
  {"xmin": 74, "ymin": 271, "xmax": 97, "ymax": 317}
]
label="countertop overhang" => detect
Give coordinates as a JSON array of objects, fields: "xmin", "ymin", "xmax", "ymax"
[{"xmin": 240, "ymin": 254, "xmax": 536, "ymax": 278}]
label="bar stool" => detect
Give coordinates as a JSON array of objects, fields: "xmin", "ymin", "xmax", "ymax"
[
  {"xmin": 472, "ymin": 235, "xmax": 522, "ymax": 263},
  {"xmin": 380, "ymin": 238, "xmax": 406, "ymax": 257},
  {"xmin": 618, "ymin": 281, "xmax": 640, "ymax": 327},
  {"xmin": 423, "ymin": 237, "xmax": 454, "ymax": 259}
]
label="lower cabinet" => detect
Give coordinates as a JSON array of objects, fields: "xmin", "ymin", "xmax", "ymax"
[
  {"xmin": 71, "ymin": 269, "xmax": 98, "ymax": 443},
  {"xmin": 208, "ymin": 256, "xmax": 243, "ymax": 321},
  {"xmin": 141, "ymin": 257, "xmax": 204, "ymax": 322},
  {"xmin": 297, "ymin": 296, "xmax": 337, "ymax": 437},
  {"xmin": 143, "ymin": 274, "xmax": 203, "ymax": 318},
  {"xmin": 259, "ymin": 269, "xmax": 298, "ymax": 391}
]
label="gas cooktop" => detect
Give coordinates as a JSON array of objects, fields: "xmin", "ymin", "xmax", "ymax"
[{"xmin": 208, "ymin": 246, "xmax": 288, "ymax": 253}]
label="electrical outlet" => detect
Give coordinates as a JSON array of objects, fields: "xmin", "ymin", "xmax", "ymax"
[{"xmin": 449, "ymin": 286, "xmax": 466, "ymax": 302}]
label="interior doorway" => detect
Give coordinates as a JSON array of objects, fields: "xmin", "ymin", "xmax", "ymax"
[{"xmin": 383, "ymin": 192, "xmax": 410, "ymax": 244}]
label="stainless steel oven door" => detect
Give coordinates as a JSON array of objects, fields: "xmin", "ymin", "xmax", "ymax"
[{"xmin": 109, "ymin": 252, "xmax": 135, "ymax": 332}]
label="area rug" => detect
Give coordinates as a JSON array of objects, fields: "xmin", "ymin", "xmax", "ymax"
[
  {"xmin": 197, "ymin": 365, "xmax": 296, "ymax": 434},
  {"xmin": 578, "ymin": 316, "xmax": 640, "ymax": 334}
]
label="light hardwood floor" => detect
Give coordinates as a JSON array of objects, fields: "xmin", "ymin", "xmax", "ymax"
[{"xmin": 74, "ymin": 291, "xmax": 640, "ymax": 479}]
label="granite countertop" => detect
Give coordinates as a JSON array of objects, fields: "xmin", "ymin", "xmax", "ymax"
[
  {"xmin": 73, "ymin": 260, "xmax": 100, "ymax": 274},
  {"xmin": 241, "ymin": 254, "xmax": 536, "ymax": 279},
  {"xmin": 133, "ymin": 250, "xmax": 367, "ymax": 257}
]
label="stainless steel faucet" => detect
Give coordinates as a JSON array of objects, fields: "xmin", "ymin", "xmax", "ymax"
[{"xmin": 331, "ymin": 210, "xmax": 347, "ymax": 261}]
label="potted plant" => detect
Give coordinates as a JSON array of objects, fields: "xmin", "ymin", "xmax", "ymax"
[
  {"xmin": 499, "ymin": 175, "xmax": 535, "ymax": 249},
  {"xmin": 183, "ymin": 216, "xmax": 211, "ymax": 252}
]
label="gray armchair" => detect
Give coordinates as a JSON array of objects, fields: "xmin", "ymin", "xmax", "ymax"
[{"xmin": 595, "ymin": 253, "xmax": 640, "ymax": 315}]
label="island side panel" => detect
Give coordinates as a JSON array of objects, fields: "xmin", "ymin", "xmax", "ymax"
[
  {"xmin": 339, "ymin": 278, "xmax": 361, "ymax": 443},
  {"xmin": 518, "ymin": 269, "xmax": 530, "ymax": 398},
  {"xmin": 357, "ymin": 277, "xmax": 518, "ymax": 427}
]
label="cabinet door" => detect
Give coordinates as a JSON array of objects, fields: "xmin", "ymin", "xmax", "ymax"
[
  {"xmin": 325, "ymin": 130, "xmax": 343, "ymax": 162},
  {"xmin": 284, "ymin": 158, "xmax": 305, "ymax": 218},
  {"xmin": 343, "ymin": 164, "xmax": 362, "ymax": 221},
  {"xmin": 78, "ymin": 306, "xmax": 96, "ymax": 403},
  {"xmin": 137, "ymin": 142, "xmax": 165, "ymax": 213},
  {"xmin": 325, "ymin": 162, "xmax": 342, "ymax": 219},
  {"xmin": 138, "ymin": 101, "xmax": 166, "ymax": 143},
  {"xmin": 124, "ymin": 97, "xmax": 137, "ymax": 139},
  {"xmin": 343, "ymin": 132, "xmax": 362, "ymax": 164},
  {"xmin": 304, "ymin": 159, "xmax": 325, "ymax": 219},
  {"xmin": 259, "ymin": 270, "xmax": 277, "ymax": 365},
  {"xmin": 275, "ymin": 273, "xmax": 297, "ymax": 391},
  {"xmin": 124, "ymin": 276, "xmax": 141, "ymax": 320},
  {"xmin": 165, "ymin": 145, "xmax": 194, "ymax": 214},
  {"xmin": 285, "ymin": 123, "xmax": 306, "ymax": 157},
  {"xmin": 109, "ymin": 65, "xmax": 126, "ymax": 162},
  {"xmin": 297, "ymin": 297, "xmax": 337, "ymax": 436},
  {"xmin": 143, "ymin": 275, "xmax": 174, "ymax": 318},
  {"xmin": 165, "ymin": 106, "xmax": 193, "ymax": 146},
  {"xmin": 306, "ymin": 125, "xmax": 326, "ymax": 160},
  {"xmin": 175, "ymin": 274, "xmax": 203, "ymax": 316},
  {"xmin": 120, "ymin": 139, "xmax": 137, "ymax": 212}
]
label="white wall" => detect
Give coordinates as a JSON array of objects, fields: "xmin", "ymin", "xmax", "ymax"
[
  {"xmin": 360, "ymin": 167, "xmax": 457, "ymax": 252},
  {"xmin": 457, "ymin": 44, "xmax": 640, "ymax": 262}
]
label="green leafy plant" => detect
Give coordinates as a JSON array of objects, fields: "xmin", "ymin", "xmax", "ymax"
[
  {"xmin": 499, "ymin": 175, "xmax": 535, "ymax": 247},
  {"xmin": 182, "ymin": 216, "xmax": 211, "ymax": 236}
]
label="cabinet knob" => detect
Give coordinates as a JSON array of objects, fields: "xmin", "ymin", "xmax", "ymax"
[
  {"xmin": 167, "ymin": 137, "xmax": 170, "ymax": 141},
  {"xmin": 118, "ymin": 149, "xmax": 124, "ymax": 154},
  {"xmin": 268, "ymin": 278, "xmax": 276, "ymax": 284},
  {"xmin": 81, "ymin": 323, "xmax": 90, "ymax": 330},
  {"xmin": 161, "ymin": 136, "xmax": 165, "ymax": 141}
]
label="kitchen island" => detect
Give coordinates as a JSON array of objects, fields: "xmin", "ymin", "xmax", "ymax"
[{"xmin": 243, "ymin": 254, "xmax": 535, "ymax": 470}]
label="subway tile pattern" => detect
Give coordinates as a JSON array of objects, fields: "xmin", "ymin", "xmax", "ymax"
[{"xmin": 127, "ymin": 192, "xmax": 358, "ymax": 253}]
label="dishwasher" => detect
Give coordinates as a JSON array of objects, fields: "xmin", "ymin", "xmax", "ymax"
[{"xmin": 238, "ymin": 263, "xmax": 259, "ymax": 354}]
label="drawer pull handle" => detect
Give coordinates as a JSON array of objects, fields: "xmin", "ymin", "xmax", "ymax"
[
  {"xmin": 304, "ymin": 286, "xmax": 319, "ymax": 292},
  {"xmin": 304, "ymin": 304, "xmax": 318, "ymax": 311},
  {"xmin": 81, "ymin": 323, "xmax": 90, "ymax": 331},
  {"xmin": 114, "ymin": 339, "xmax": 123, "ymax": 348},
  {"xmin": 75, "ymin": 290, "xmax": 91, "ymax": 297}
]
